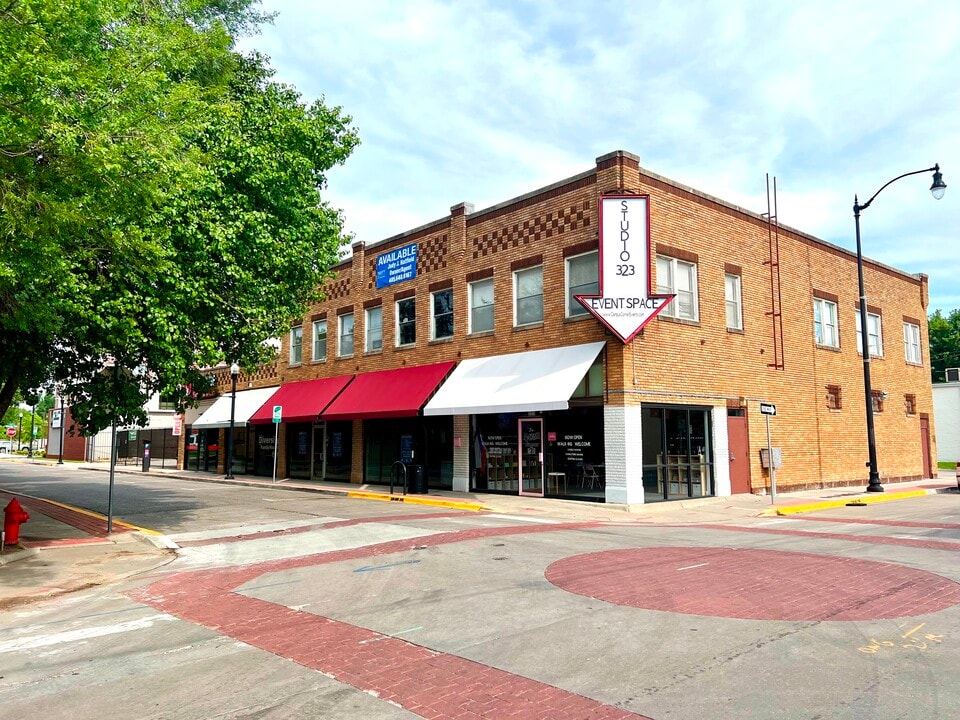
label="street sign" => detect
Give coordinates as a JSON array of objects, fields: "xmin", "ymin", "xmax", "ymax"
[
  {"xmin": 576, "ymin": 195, "xmax": 675, "ymax": 343},
  {"xmin": 760, "ymin": 402, "xmax": 777, "ymax": 416},
  {"xmin": 272, "ymin": 405, "xmax": 283, "ymax": 424},
  {"xmin": 6, "ymin": 426, "xmax": 16, "ymax": 438}
]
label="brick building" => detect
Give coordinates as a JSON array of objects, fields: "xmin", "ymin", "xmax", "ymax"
[{"xmin": 186, "ymin": 150, "xmax": 935, "ymax": 504}]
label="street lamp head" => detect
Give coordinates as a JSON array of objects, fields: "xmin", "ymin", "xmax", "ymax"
[
  {"xmin": 230, "ymin": 362, "xmax": 240, "ymax": 377},
  {"xmin": 931, "ymin": 164, "xmax": 946, "ymax": 200}
]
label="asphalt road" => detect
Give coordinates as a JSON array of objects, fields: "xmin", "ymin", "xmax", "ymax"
[{"xmin": 1, "ymin": 463, "xmax": 959, "ymax": 719}]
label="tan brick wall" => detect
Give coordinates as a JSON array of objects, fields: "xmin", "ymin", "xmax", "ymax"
[{"xmin": 231, "ymin": 150, "xmax": 933, "ymax": 492}]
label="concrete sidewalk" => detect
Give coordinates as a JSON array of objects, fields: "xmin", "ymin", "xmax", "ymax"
[{"xmin": 1, "ymin": 455, "xmax": 956, "ymax": 610}]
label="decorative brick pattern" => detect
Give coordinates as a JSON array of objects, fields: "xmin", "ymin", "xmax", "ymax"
[
  {"xmin": 322, "ymin": 276, "xmax": 351, "ymax": 302},
  {"xmin": 471, "ymin": 201, "xmax": 591, "ymax": 259}
]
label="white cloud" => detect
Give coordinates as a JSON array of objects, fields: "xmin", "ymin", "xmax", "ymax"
[{"xmin": 238, "ymin": 0, "xmax": 960, "ymax": 311}]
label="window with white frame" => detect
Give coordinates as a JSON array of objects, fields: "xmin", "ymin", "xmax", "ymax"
[
  {"xmin": 365, "ymin": 306, "xmax": 382, "ymax": 352},
  {"xmin": 903, "ymin": 322, "xmax": 921, "ymax": 364},
  {"xmin": 338, "ymin": 313, "xmax": 354, "ymax": 357},
  {"xmin": 855, "ymin": 309, "xmax": 883, "ymax": 357},
  {"xmin": 289, "ymin": 326, "xmax": 303, "ymax": 365},
  {"xmin": 725, "ymin": 274, "xmax": 742, "ymax": 330},
  {"xmin": 312, "ymin": 319, "xmax": 327, "ymax": 361},
  {"xmin": 566, "ymin": 251, "xmax": 599, "ymax": 317},
  {"xmin": 396, "ymin": 297, "xmax": 416, "ymax": 346},
  {"xmin": 431, "ymin": 289, "xmax": 453, "ymax": 339},
  {"xmin": 469, "ymin": 278, "xmax": 494, "ymax": 333},
  {"xmin": 656, "ymin": 255, "xmax": 698, "ymax": 321},
  {"xmin": 814, "ymin": 297, "xmax": 839, "ymax": 348},
  {"xmin": 514, "ymin": 265, "xmax": 543, "ymax": 326}
]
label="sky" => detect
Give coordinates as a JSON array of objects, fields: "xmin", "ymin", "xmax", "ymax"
[{"xmin": 236, "ymin": 0, "xmax": 959, "ymax": 314}]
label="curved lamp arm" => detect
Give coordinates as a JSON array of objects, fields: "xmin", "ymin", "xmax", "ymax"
[{"xmin": 855, "ymin": 164, "xmax": 944, "ymax": 214}]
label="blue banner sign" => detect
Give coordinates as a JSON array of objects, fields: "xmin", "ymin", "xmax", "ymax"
[{"xmin": 376, "ymin": 243, "xmax": 418, "ymax": 289}]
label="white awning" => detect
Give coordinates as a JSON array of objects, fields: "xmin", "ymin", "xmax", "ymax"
[
  {"xmin": 423, "ymin": 342, "xmax": 605, "ymax": 416},
  {"xmin": 190, "ymin": 387, "xmax": 280, "ymax": 429}
]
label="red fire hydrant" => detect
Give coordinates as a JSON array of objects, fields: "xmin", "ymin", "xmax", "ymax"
[{"xmin": 3, "ymin": 498, "xmax": 29, "ymax": 546}]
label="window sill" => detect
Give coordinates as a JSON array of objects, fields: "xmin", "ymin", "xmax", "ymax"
[
  {"xmin": 906, "ymin": 361, "xmax": 924, "ymax": 368},
  {"xmin": 288, "ymin": 362, "xmax": 302, "ymax": 368},
  {"xmin": 657, "ymin": 315, "xmax": 700, "ymax": 328},
  {"xmin": 726, "ymin": 327, "xmax": 744, "ymax": 335},
  {"xmin": 335, "ymin": 354, "xmax": 354, "ymax": 361},
  {"xmin": 564, "ymin": 313, "xmax": 593, "ymax": 324},
  {"xmin": 310, "ymin": 359, "xmax": 327, "ymax": 365},
  {"xmin": 467, "ymin": 329, "xmax": 495, "ymax": 339},
  {"xmin": 363, "ymin": 349, "xmax": 382, "ymax": 356},
  {"xmin": 816, "ymin": 344, "xmax": 841, "ymax": 352},
  {"xmin": 429, "ymin": 336, "xmax": 454, "ymax": 345},
  {"xmin": 512, "ymin": 321, "xmax": 544, "ymax": 332},
  {"xmin": 395, "ymin": 343, "xmax": 417, "ymax": 351}
]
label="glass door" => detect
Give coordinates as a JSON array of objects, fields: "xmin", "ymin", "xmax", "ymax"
[
  {"xmin": 518, "ymin": 418, "xmax": 544, "ymax": 497},
  {"xmin": 311, "ymin": 422, "xmax": 325, "ymax": 480}
]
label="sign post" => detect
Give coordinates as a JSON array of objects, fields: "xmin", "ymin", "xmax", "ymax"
[
  {"xmin": 760, "ymin": 402, "xmax": 777, "ymax": 503},
  {"xmin": 272, "ymin": 405, "xmax": 282, "ymax": 483}
]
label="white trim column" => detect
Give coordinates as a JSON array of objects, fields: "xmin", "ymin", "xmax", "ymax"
[{"xmin": 604, "ymin": 405, "xmax": 644, "ymax": 505}]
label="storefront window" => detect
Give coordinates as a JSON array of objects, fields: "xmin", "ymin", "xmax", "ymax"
[
  {"xmin": 325, "ymin": 422, "xmax": 352, "ymax": 481},
  {"xmin": 641, "ymin": 405, "xmax": 713, "ymax": 502},
  {"xmin": 287, "ymin": 422, "xmax": 312, "ymax": 479}
]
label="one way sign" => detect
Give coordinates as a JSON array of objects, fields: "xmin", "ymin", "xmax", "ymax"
[
  {"xmin": 759, "ymin": 402, "xmax": 777, "ymax": 416},
  {"xmin": 576, "ymin": 195, "xmax": 674, "ymax": 343}
]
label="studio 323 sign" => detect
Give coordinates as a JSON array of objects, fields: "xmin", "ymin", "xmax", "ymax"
[{"xmin": 576, "ymin": 195, "xmax": 674, "ymax": 343}]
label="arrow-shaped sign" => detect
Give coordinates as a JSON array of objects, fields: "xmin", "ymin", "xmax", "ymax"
[{"xmin": 576, "ymin": 195, "xmax": 674, "ymax": 343}]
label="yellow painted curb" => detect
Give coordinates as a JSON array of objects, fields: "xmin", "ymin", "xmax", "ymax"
[
  {"xmin": 346, "ymin": 490, "xmax": 487, "ymax": 512},
  {"xmin": 775, "ymin": 489, "xmax": 929, "ymax": 515}
]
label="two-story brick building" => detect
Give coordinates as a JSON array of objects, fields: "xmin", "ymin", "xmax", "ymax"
[{"xmin": 185, "ymin": 150, "xmax": 936, "ymax": 505}]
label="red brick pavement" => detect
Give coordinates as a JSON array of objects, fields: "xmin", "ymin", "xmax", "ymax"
[
  {"xmin": 126, "ymin": 515, "xmax": 960, "ymax": 717},
  {"xmin": 176, "ymin": 511, "xmax": 477, "ymax": 548},
  {"xmin": 789, "ymin": 515, "xmax": 960, "ymax": 530},
  {"xmin": 546, "ymin": 547, "xmax": 960, "ymax": 621},
  {"xmin": 129, "ymin": 522, "xmax": 650, "ymax": 719},
  {"xmin": 695, "ymin": 522, "xmax": 960, "ymax": 552},
  {"xmin": 1, "ymin": 491, "xmax": 130, "ymax": 539}
]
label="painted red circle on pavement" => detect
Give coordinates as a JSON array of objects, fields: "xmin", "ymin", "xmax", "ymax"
[{"xmin": 545, "ymin": 547, "xmax": 960, "ymax": 621}]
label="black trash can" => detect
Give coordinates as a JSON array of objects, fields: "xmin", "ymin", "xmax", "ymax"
[{"xmin": 406, "ymin": 464, "xmax": 427, "ymax": 494}]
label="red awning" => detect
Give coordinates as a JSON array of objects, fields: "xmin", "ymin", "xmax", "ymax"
[
  {"xmin": 247, "ymin": 375, "xmax": 354, "ymax": 424},
  {"xmin": 321, "ymin": 361, "xmax": 456, "ymax": 421}
]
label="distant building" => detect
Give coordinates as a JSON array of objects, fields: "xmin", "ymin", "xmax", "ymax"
[{"xmin": 186, "ymin": 150, "xmax": 936, "ymax": 504}]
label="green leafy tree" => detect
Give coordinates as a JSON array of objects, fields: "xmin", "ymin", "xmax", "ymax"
[
  {"xmin": 1, "ymin": 0, "xmax": 358, "ymax": 432},
  {"xmin": 929, "ymin": 309, "xmax": 960, "ymax": 384}
]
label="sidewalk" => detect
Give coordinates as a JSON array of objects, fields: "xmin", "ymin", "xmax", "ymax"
[{"xmin": 1, "ymin": 455, "xmax": 956, "ymax": 610}]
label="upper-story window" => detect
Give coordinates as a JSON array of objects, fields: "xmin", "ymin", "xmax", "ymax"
[
  {"xmin": 312, "ymin": 320, "xmax": 327, "ymax": 361},
  {"xmin": 469, "ymin": 278, "xmax": 494, "ymax": 333},
  {"xmin": 514, "ymin": 265, "xmax": 543, "ymax": 326},
  {"xmin": 431, "ymin": 289, "xmax": 454, "ymax": 340},
  {"xmin": 856, "ymin": 309, "xmax": 883, "ymax": 358},
  {"xmin": 365, "ymin": 306, "xmax": 382, "ymax": 352},
  {"xmin": 396, "ymin": 297, "xmax": 416, "ymax": 346},
  {"xmin": 656, "ymin": 256, "xmax": 698, "ymax": 321},
  {"xmin": 725, "ymin": 273, "xmax": 742, "ymax": 330},
  {"xmin": 814, "ymin": 298, "xmax": 839, "ymax": 348},
  {"xmin": 289, "ymin": 325, "xmax": 303, "ymax": 365},
  {"xmin": 903, "ymin": 322, "xmax": 922, "ymax": 365},
  {"xmin": 566, "ymin": 251, "xmax": 598, "ymax": 318},
  {"xmin": 338, "ymin": 313, "xmax": 354, "ymax": 357}
]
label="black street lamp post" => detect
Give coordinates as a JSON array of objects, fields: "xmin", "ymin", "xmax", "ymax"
[
  {"xmin": 28, "ymin": 405, "xmax": 35, "ymax": 458},
  {"xmin": 225, "ymin": 363, "xmax": 239, "ymax": 479},
  {"xmin": 854, "ymin": 164, "xmax": 946, "ymax": 493}
]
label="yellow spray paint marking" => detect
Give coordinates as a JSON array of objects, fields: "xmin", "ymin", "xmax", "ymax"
[{"xmin": 857, "ymin": 623, "xmax": 945, "ymax": 653}]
